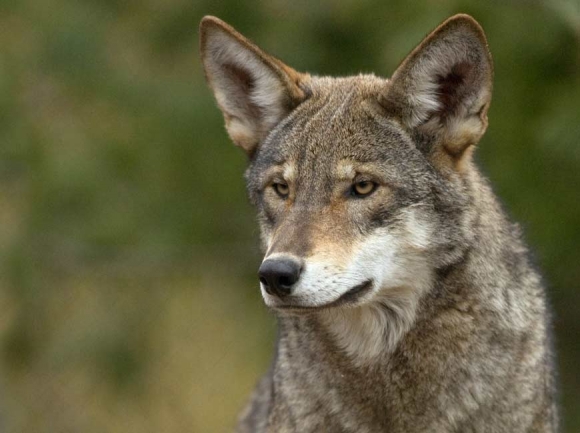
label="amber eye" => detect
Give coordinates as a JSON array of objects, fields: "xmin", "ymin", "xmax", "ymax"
[
  {"xmin": 352, "ymin": 180, "xmax": 376, "ymax": 197},
  {"xmin": 273, "ymin": 182, "xmax": 289, "ymax": 198}
]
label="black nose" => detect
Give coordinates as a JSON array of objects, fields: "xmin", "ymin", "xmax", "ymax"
[{"xmin": 258, "ymin": 258, "xmax": 302, "ymax": 297}]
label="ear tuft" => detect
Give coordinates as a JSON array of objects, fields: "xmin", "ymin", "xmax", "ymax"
[
  {"xmin": 200, "ymin": 16, "xmax": 308, "ymax": 156},
  {"xmin": 381, "ymin": 14, "xmax": 493, "ymax": 158}
]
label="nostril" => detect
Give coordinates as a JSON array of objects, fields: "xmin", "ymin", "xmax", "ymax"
[
  {"xmin": 278, "ymin": 275, "xmax": 295, "ymax": 289},
  {"xmin": 259, "ymin": 276, "xmax": 268, "ymax": 286}
]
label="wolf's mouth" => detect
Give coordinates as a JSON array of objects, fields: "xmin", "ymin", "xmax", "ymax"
[
  {"xmin": 274, "ymin": 279, "xmax": 374, "ymax": 311},
  {"xmin": 334, "ymin": 279, "xmax": 374, "ymax": 305}
]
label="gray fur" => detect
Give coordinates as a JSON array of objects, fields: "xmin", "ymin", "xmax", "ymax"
[{"xmin": 200, "ymin": 14, "xmax": 558, "ymax": 433}]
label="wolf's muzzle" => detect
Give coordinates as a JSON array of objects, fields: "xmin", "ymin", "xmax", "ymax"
[{"xmin": 258, "ymin": 257, "xmax": 302, "ymax": 297}]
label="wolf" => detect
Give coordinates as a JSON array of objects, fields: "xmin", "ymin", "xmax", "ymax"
[{"xmin": 200, "ymin": 14, "xmax": 558, "ymax": 432}]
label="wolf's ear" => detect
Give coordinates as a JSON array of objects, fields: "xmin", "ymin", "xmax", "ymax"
[
  {"xmin": 200, "ymin": 16, "xmax": 308, "ymax": 156},
  {"xmin": 381, "ymin": 14, "xmax": 493, "ymax": 158}
]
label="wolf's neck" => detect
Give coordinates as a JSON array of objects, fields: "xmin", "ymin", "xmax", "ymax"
[
  {"xmin": 273, "ymin": 314, "xmax": 392, "ymax": 428},
  {"xmin": 317, "ymin": 285, "xmax": 424, "ymax": 365},
  {"xmin": 275, "ymin": 284, "xmax": 428, "ymax": 373}
]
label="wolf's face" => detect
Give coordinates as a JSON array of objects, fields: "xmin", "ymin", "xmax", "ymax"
[
  {"xmin": 246, "ymin": 76, "xmax": 439, "ymax": 310},
  {"xmin": 201, "ymin": 14, "xmax": 492, "ymax": 354}
]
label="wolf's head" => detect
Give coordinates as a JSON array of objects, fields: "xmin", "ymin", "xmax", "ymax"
[{"xmin": 201, "ymin": 15, "xmax": 492, "ymax": 356}]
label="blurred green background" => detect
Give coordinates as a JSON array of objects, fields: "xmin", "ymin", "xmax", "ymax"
[{"xmin": 0, "ymin": 0, "xmax": 578, "ymax": 432}]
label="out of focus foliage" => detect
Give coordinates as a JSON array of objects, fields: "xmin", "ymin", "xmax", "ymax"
[{"xmin": 0, "ymin": 1, "xmax": 578, "ymax": 432}]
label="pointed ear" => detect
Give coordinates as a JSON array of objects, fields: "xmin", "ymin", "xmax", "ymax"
[
  {"xmin": 380, "ymin": 14, "xmax": 493, "ymax": 158},
  {"xmin": 200, "ymin": 16, "xmax": 308, "ymax": 156}
]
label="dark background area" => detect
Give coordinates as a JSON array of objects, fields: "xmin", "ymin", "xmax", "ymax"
[{"xmin": 0, "ymin": 0, "xmax": 578, "ymax": 431}]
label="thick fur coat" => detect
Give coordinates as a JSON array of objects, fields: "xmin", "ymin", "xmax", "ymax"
[{"xmin": 200, "ymin": 14, "xmax": 559, "ymax": 433}]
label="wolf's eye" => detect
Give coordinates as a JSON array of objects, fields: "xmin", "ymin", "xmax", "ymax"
[
  {"xmin": 273, "ymin": 182, "xmax": 289, "ymax": 198},
  {"xmin": 352, "ymin": 181, "xmax": 376, "ymax": 197}
]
